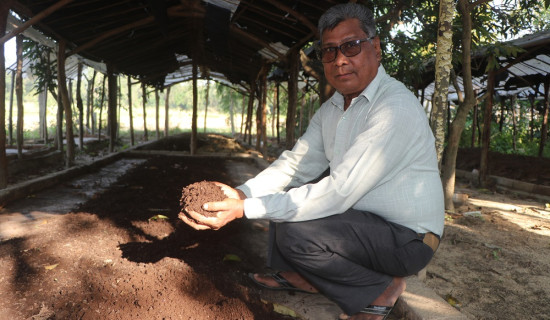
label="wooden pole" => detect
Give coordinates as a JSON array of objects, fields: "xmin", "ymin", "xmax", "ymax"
[
  {"xmin": 204, "ymin": 79, "xmax": 210, "ymax": 133},
  {"xmin": 77, "ymin": 62, "xmax": 84, "ymax": 149},
  {"xmin": 127, "ymin": 76, "xmax": 134, "ymax": 146},
  {"xmin": 16, "ymin": 35, "xmax": 24, "ymax": 159},
  {"xmin": 107, "ymin": 62, "xmax": 117, "ymax": 152},
  {"xmin": 141, "ymin": 83, "xmax": 148, "ymax": 141},
  {"xmin": 191, "ymin": 61, "xmax": 198, "ymax": 155},
  {"xmin": 276, "ymin": 82, "xmax": 280, "ymax": 145},
  {"xmin": 0, "ymin": 0, "xmax": 74, "ymax": 45},
  {"xmin": 164, "ymin": 86, "xmax": 171, "ymax": 138},
  {"xmin": 155, "ymin": 88, "xmax": 160, "ymax": 139},
  {"xmin": 8, "ymin": 71, "xmax": 15, "ymax": 145},
  {"xmin": 286, "ymin": 49, "xmax": 298, "ymax": 149},
  {"xmin": 0, "ymin": 0, "xmax": 15, "ymax": 189},
  {"xmin": 479, "ymin": 71, "xmax": 495, "ymax": 186},
  {"xmin": 257, "ymin": 67, "xmax": 268, "ymax": 156},
  {"xmin": 539, "ymin": 77, "xmax": 550, "ymax": 157},
  {"xmin": 57, "ymin": 39, "xmax": 75, "ymax": 167}
]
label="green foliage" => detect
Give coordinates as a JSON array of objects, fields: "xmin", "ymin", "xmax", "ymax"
[{"xmin": 22, "ymin": 38, "xmax": 57, "ymax": 95}]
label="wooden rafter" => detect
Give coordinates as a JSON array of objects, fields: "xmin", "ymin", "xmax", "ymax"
[{"xmin": 0, "ymin": 0, "xmax": 73, "ymax": 45}]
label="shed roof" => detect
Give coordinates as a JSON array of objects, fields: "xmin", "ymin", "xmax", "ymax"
[
  {"xmin": 8, "ymin": 0, "xmax": 344, "ymax": 88},
  {"xmin": 421, "ymin": 29, "xmax": 550, "ymax": 102}
]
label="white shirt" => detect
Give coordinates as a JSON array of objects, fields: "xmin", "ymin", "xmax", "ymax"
[{"xmin": 237, "ymin": 65, "xmax": 444, "ymax": 236}]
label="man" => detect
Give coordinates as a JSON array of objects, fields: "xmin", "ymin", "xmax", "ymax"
[{"xmin": 180, "ymin": 3, "xmax": 444, "ymax": 320}]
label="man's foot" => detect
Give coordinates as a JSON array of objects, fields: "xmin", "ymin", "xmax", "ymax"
[
  {"xmin": 344, "ymin": 277, "xmax": 406, "ymax": 320},
  {"xmin": 249, "ymin": 271, "xmax": 318, "ymax": 293}
]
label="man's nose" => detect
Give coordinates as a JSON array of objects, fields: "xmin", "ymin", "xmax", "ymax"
[{"xmin": 334, "ymin": 49, "xmax": 349, "ymax": 65}]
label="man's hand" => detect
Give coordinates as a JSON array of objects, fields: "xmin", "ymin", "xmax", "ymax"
[{"xmin": 179, "ymin": 182, "xmax": 246, "ymax": 230}]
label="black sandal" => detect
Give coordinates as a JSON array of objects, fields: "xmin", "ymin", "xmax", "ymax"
[
  {"xmin": 248, "ymin": 272, "xmax": 316, "ymax": 294},
  {"xmin": 360, "ymin": 304, "xmax": 394, "ymax": 319}
]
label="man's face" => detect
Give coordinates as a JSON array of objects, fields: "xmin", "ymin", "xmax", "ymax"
[{"xmin": 321, "ymin": 18, "xmax": 381, "ymax": 99}]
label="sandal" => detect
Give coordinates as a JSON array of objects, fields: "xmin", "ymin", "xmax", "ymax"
[
  {"xmin": 248, "ymin": 272, "xmax": 316, "ymax": 294},
  {"xmin": 360, "ymin": 304, "xmax": 394, "ymax": 319}
]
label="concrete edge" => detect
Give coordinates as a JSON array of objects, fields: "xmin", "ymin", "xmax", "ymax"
[
  {"xmin": 456, "ymin": 169, "xmax": 550, "ymax": 202},
  {"xmin": 395, "ymin": 276, "xmax": 468, "ymax": 320}
]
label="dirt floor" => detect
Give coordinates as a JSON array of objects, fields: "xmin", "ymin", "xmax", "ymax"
[{"xmin": 1, "ymin": 134, "xmax": 550, "ymax": 319}]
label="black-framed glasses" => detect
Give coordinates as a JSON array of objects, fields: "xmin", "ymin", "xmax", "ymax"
[{"xmin": 317, "ymin": 37, "xmax": 374, "ymax": 63}]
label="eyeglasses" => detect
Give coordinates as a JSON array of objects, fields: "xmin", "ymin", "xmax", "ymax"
[{"xmin": 317, "ymin": 37, "xmax": 374, "ymax": 63}]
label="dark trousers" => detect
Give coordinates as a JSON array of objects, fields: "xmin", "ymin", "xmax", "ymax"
[{"xmin": 267, "ymin": 209, "xmax": 435, "ymax": 315}]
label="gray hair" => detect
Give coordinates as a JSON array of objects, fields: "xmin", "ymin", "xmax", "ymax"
[{"xmin": 318, "ymin": 3, "xmax": 376, "ymax": 41}]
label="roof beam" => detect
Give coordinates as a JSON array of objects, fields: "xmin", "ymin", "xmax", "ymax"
[
  {"xmin": 0, "ymin": 0, "xmax": 73, "ymax": 45},
  {"xmin": 230, "ymin": 25, "xmax": 285, "ymax": 61},
  {"xmin": 68, "ymin": 16, "xmax": 155, "ymax": 56}
]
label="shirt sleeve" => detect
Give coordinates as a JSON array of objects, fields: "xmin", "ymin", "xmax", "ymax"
[
  {"xmin": 242, "ymin": 95, "xmax": 425, "ymax": 222},
  {"xmin": 237, "ymin": 109, "xmax": 330, "ymax": 198}
]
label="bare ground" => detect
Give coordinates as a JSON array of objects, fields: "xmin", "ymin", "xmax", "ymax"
[{"xmin": 1, "ymin": 135, "xmax": 549, "ymax": 319}]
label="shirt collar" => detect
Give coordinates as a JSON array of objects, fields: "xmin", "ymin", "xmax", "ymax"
[{"xmin": 330, "ymin": 65, "xmax": 386, "ymax": 110}]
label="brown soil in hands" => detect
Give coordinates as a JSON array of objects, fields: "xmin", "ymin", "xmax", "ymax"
[{"xmin": 180, "ymin": 181, "xmax": 227, "ymax": 218}]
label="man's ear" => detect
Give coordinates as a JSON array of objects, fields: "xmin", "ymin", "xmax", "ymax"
[{"xmin": 373, "ymin": 36, "xmax": 382, "ymax": 62}]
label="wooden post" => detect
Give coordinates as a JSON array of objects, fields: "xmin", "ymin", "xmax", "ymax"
[
  {"xmin": 8, "ymin": 70, "xmax": 14, "ymax": 145},
  {"xmin": 286, "ymin": 49, "xmax": 298, "ymax": 150},
  {"xmin": 97, "ymin": 75, "xmax": 106, "ymax": 140},
  {"xmin": 107, "ymin": 62, "xmax": 117, "ymax": 153},
  {"xmin": 245, "ymin": 83, "xmax": 255, "ymax": 145},
  {"xmin": 275, "ymin": 82, "xmax": 280, "ymax": 145},
  {"xmin": 57, "ymin": 39, "xmax": 75, "ymax": 167},
  {"xmin": 155, "ymin": 88, "xmax": 160, "ymax": 139},
  {"xmin": 16, "ymin": 35, "xmax": 24, "ymax": 159},
  {"xmin": 87, "ymin": 70, "xmax": 97, "ymax": 131},
  {"xmin": 141, "ymin": 82, "xmax": 148, "ymax": 141},
  {"xmin": 539, "ymin": 77, "xmax": 550, "ymax": 157},
  {"xmin": 164, "ymin": 86, "xmax": 171, "ymax": 138},
  {"xmin": 191, "ymin": 60, "xmax": 198, "ymax": 155},
  {"xmin": 39, "ymin": 87, "xmax": 48, "ymax": 143},
  {"xmin": 511, "ymin": 95, "xmax": 517, "ymax": 152},
  {"xmin": 204, "ymin": 79, "xmax": 209, "ymax": 133},
  {"xmin": 240, "ymin": 94, "xmax": 246, "ymax": 136},
  {"xmin": 0, "ymin": 0, "xmax": 15, "ymax": 189},
  {"xmin": 257, "ymin": 67, "xmax": 268, "ymax": 156},
  {"xmin": 480, "ymin": 71, "xmax": 495, "ymax": 186},
  {"xmin": 127, "ymin": 76, "xmax": 134, "ymax": 146},
  {"xmin": 77, "ymin": 62, "xmax": 84, "ymax": 149}
]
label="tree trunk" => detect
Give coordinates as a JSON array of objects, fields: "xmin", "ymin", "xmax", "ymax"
[
  {"xmin": 286, "ymin": 49, "xmax": 299, "ymax": 150},
  {"xmin": 77, "ymin": 62, "xmax": 84, "ymax": 149},
  {"xmin": 499, "ymin": 97, "xmax": 506, "ymax": 132},
  {"xmin": 141, "ymin": 83, "xmax": 148, "ymax": 141},
  {"xmin": 539, "ymin": 78, "xmax": 550, "ymax": 157},
  {"xmin": 127, "ymin": 76, "xmax": 134, "ymax": 146},
  {"xmin": 480, "ymin": 71, "xmax": 495, "ymax": 186},
  {"xmin": 16, "ymin": 35, "xmax": 24, "ymax": 159},
  {"xmin": 164, "ymin": 86, "xmax": 171, "ymax": 138},
  {"xmin": 431, "ymin": 0, "xmax": 456, "ymax": 167},
  {"xmin": 471, "ymin": 99, "xmax": 477, "ymax": 148},
  {"xmin": 107, "ymin": 63, "xmax": 117, "ymax": 153},
  {"xmin": 190, "ymin": 61, "xmax": 198, "ymax": 155},
  {"xmin": 57, "ymin": 40, "xmax": 75, "ymax": 167},
  {"xmin": 442, "ymin": 0, "xmax": 477, "ymax": 211}
]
